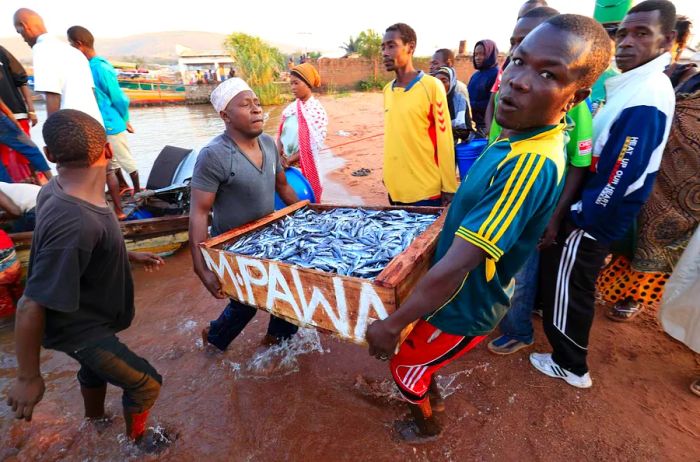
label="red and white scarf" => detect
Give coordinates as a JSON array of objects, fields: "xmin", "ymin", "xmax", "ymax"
[{"xmin": 278, "ymin": 96, "xmax": 328, "ymax": 202}]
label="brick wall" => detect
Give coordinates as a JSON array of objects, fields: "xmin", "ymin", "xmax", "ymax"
[
  {"xmin": 314, "ymin": 56, "xmax": 482, "ymax": 91},
  {"xmin": 184, "ymin": 55, "xmax": 507, "ymax": 102}
]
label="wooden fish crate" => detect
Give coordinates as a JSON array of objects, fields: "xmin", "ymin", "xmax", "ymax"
[{"xmin": 199, "ymin": 200, "xmax": 445, "ymax": 345}]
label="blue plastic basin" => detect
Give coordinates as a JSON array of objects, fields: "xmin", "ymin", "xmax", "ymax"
[
  {"xmin": 456, "ymin": 138, "xmax": 488, "ymax": 181},
  {"xmin": 275, "ymin": 167, "xmax": 316, "ymax": 209}
]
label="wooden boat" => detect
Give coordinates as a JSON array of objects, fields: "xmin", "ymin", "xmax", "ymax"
[
  {"xmin": 118, "ymin": 79, "xmax": 186, "ymax": 106},
  {"xmin": 199, "ymin": 201, "xmax": 445, "ymax": 345},
  {"xmin": 11, "ymin": 215, "xmax": 189, "ymax": 270}
]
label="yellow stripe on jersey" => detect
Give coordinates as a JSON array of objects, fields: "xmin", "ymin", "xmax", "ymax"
[
  {"xmin": 456, "ymin": 227, "xmax": 504, "ymax": 260},
  {"xmin": 477, "ymin": 153, "xmax": 528, "ymax": 237},
  {"xmin": 492, "ymin": 154, "xmax": 546, "ymax": 243},
  {"xmin": 484, "ymin": 153, "xmax": 538, "ymax": 240}
]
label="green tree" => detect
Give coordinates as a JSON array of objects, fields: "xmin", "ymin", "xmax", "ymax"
[
  {"xmin": 356, "ymin": 30, "xmax": 382, "ymax": 60},
  {"xmin": 341, "ymin": 36, "xmax": 359, "ymax": 55},
  {"xmin": 223, "ymin": 32, "xmax": 285, "ymax": 105},
  {"xmin": 355, "ymin": 29, "xmax": 382, "ymax": 79}
]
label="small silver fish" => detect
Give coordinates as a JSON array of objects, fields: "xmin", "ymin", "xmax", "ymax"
[{"xmin": 224, "ymin": 207, "xmax": 438, "ymax": 280}]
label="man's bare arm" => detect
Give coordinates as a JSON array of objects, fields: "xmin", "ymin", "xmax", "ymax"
[
  {"xmin": 7, "ymin": 296, "xmax": 46, "ymax": 421},
  {"xmin": 44, "ymin": 93, "xmax": 61, "ymax": 117}
]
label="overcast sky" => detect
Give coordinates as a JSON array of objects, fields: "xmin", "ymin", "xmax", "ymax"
[{"xmin": 0, "ymin": 0, "xmax": 698, "ymax": 56}]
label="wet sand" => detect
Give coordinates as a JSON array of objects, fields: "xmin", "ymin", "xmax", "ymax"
[
  {"xmin": 1, "ymin": 92, "xmax": 698, "ymax": 461},
  {"xmin": 1, "ymin": 252, "xmax": 697, "ymax": 461},
  {"xmin": 318, "ymin": 92, "xmax": 388, "ymax": 206}
]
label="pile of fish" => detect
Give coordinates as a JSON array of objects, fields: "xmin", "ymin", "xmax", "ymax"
[{"xmin": 225, "ymin": 208, "xmax": 438, "ymax": 280}]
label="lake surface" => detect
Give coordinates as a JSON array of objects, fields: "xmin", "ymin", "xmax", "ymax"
[
  {"xmin": 30, "ymin": 101, "xmax": 285, "ymax": 183},
  {"xmin": 29, "ymin": 101, "xmax": 356, "ymax": 203}
]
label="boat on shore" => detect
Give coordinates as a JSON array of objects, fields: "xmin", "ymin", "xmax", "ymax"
[
  {"xmin": 10, "ymin": 214, "xmax": 190, "ymax": 270},
  {"xmin": 118, "ymin": 78, "xmax": 186, "ymax": 106},
  {"xmin": 8, "ymin": 145, "xmax": 196, "ymax": 270}
]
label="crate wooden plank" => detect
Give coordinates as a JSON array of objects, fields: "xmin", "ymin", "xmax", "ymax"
[
  {"xmin": 375, "ymin": 212, "xmax": 446, "ymax": 303},
  {"xmin": 203, "ymin": 200, "xmax": 310, "ymax": 249},
  {"xmin": 200, "ymin": 246, "xmax": 396, "ymax": 345},
  {"xmin": 199, "ymin": 202, "xmax": 445, "ymax": 344},
  {"xmin": 310, "ymin": 204, "xmax": 443, "ymax": 215}
]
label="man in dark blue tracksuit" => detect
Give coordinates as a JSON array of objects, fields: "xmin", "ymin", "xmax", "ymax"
[{"xmin": 530, "ymin": 0, "xmax": 678, "ymax": 388}]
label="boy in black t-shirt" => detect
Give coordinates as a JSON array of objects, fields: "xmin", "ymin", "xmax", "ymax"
[{"xmin": 6, "ymin": 109, "xmax": 166, "ymax": 449}]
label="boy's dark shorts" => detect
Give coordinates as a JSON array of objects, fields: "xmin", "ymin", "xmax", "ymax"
[{"xmin": 68, "ymin": 335, "xmax": 162, "ymax": 413}]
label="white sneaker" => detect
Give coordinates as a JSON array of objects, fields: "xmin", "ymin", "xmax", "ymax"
[{"xmin": 529, "ymin": 352, "xmax": 592, "ymax": 389}]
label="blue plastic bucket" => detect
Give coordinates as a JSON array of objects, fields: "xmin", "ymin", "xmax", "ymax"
[
  {"xmin": 275, "ymin": 167, "xmax": 317, "ymax": 209},
  {"xmin": 456, "ymin": 138, "xmax": 488, "ymax": 181}
]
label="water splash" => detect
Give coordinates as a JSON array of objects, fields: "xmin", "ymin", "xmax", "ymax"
[
  {"xmin": 436, "ymin": 362, "xmax": 491, "ymax": 398},
  {"xmin": 178, "ymin": 319, "xmax": 198, "ymax": 333},
  {"xmin": 353, "ymin": 376, "xmax": 404, "ymax": 403},
  {"xmin": 115, "ymin": 424, "xmax": 173, "ymax": 459},
  {"xmin": 226, "ymin": 328, "xmax": 324, "ymax": 379}
]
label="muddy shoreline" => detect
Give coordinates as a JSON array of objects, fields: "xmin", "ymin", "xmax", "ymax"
[{"xmin": 1, "ymin": 92, "xmax": 698, "ymax": 461}]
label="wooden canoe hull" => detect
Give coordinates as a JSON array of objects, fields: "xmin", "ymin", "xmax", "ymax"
[
  {"xmin": 200, "ymin": 202, "xmax": 445, "ymax": 345},
  {"xmin": 11, "ymin": 215, "xmax": 190, "ymax": 270},
  {"xmin": 119, "ymin": 79, "xmax": 186, "ymax": 106}
]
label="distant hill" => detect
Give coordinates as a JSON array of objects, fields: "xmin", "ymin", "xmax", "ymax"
[{"xmin": 0, "ymin": 31, "xmax": 299, "ymax": 64}]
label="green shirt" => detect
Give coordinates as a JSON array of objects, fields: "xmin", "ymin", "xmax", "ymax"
[
  {"xmin": 489, "ymin": 95, "xmax": 593, "ymax": 169},
  {"xmin": 564, "ymin": 102, "xmax": 593, "ymax": 168},
  {"xmin": 425, "ymin": 124, "xmax": 567, "ymax": 336}
]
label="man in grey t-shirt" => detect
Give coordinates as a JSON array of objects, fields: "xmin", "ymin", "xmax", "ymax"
[{"xmin": 189, "ymin": 78, "xmax": 299, "ymax": 351}]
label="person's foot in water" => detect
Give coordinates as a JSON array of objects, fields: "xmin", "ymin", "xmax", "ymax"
[
  {"xmin": 260, "ymin": 334, "xmax": 284, "ymax": 347},
  {"xmin": 200, "ymin": 326, "xmax": 224, "ymax": 354},
  {"xmin": 86, "ymin": 414, "xmax": 114, "ymax": 433},
  {"xmin": 427, "ymin": 377, "xmax": 445, "ymax": 412},
  {"xmin": 394, "ymin": 400, "xmax": 442, "ymax": 442},
  {"xmin": 136, "ymin": 427, "xmax": 173, "ymax": 454}
]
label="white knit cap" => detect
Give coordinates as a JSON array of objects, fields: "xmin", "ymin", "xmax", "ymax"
[{"xmin": 210, "ymin": 78, "xmax": 253, "ymax": 112}]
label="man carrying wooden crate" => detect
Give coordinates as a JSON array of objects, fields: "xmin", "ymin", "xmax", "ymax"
[
  {"xmin": 366, "ymin": 15, "xmax": 613, "ymax": 441},
  {"xmin": 189, "ymin": 78, "xmax": 300, "ymax": 351}
]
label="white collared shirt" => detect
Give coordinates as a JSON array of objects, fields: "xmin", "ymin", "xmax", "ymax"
[
  {"xmin": 0, "ymin": 182, "xmax": 40, "ymax": 213},
  {"xmin": 32, "ymin": 34, "xmax": 104, "ymax": 125}
]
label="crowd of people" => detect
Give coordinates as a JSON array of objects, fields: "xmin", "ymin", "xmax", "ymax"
[
  {"xmin": 366, "ymin": 0, "xmax": 698, "ymax": 439},
  {"xmin": 1, "ymin": 0, "xmax": 698, "ymax": 452}
]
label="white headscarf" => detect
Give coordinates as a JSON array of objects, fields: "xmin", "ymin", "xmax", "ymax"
[{"xmin": 210, "ymin": 77, "xmax": 253, "ymax": 112}]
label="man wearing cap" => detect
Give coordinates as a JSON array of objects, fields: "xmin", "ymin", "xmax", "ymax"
[{"xmin": 189, "ymin": 78, "xmax": 300, "ymax": 351}]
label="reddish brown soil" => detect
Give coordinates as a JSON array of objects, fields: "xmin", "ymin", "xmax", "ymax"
[
  {"xmin": 1, "ymin": 92, "xmax": 698, "ymax": 461},
  {"xmin": 321, "ymin": 92, "xmax": 389, "ymax": 206}
]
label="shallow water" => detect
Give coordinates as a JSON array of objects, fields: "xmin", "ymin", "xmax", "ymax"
[
  {"xmin": 0, "ymin": 254, "xmax": 494, "ymax": 461},
  {"xmin": 2, "ymin": 250, "xmax": 697, "ymax": 461},
  {"xmin": 0, "ymin": 103, "xmax": 387, "ymax": 460},
  {"xmin": 29, "ymin": 102, "xmax": 283, "ymax": 182},
  {"xmin": 28, "ymin": 101, "xmax": 356, "ymax": 203}
]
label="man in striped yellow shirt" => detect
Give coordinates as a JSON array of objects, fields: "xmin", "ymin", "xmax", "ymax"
[
  {"xmin": 367, "ymin": 15, "xmax": 612, "ymax": 441},
  {"xmin": 381, "ymin": 23, "xmax": 457, "ymax": 206}
]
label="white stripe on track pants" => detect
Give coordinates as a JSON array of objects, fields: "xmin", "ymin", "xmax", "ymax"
[{"xmin": 539, "ymin": 227, "xmax": 609, "ymax": 376}]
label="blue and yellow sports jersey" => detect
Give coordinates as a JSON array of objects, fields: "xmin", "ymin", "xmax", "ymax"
[{"xmin": 425, "ymin": 124, "xmax": 567, "ymax": 336}]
